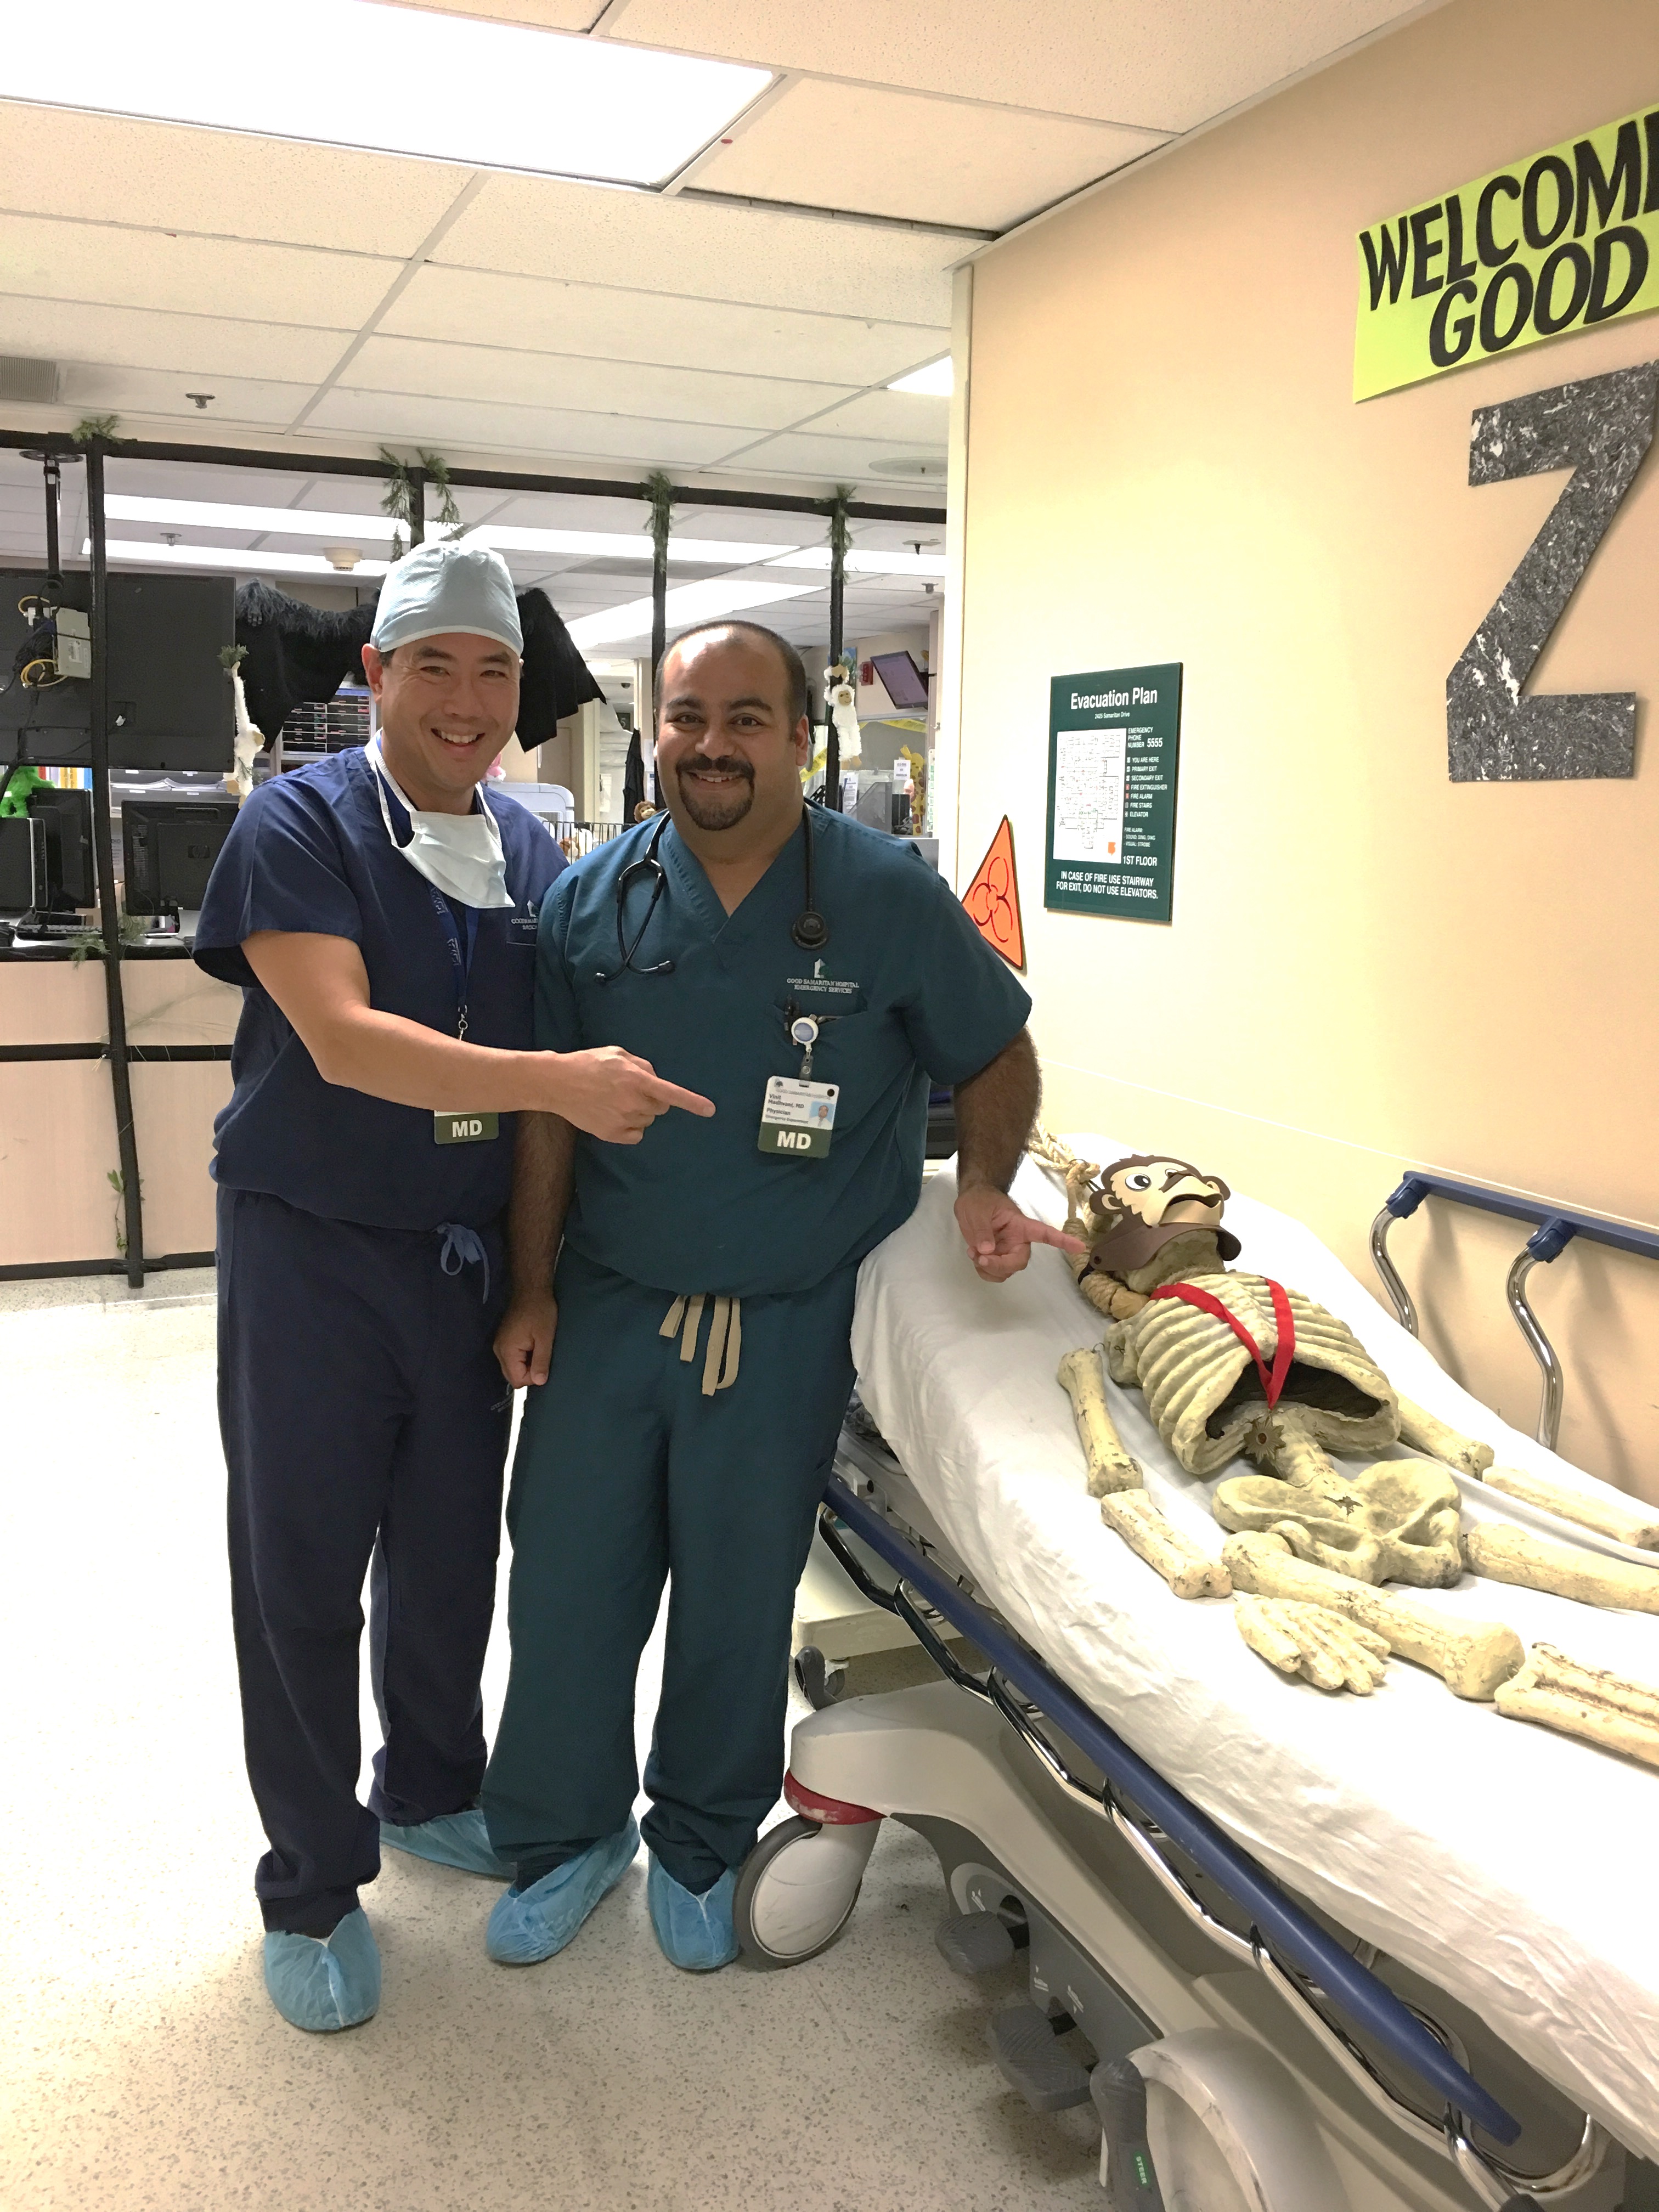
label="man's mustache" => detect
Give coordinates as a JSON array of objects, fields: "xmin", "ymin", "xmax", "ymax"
[{"xmin": 677, "ymin": 756, "xmax": 754, "ymax": 784}]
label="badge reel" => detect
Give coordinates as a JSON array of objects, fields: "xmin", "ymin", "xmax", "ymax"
[{"xmin": 758, "ymin": 1013, "xmax": 838, "ymax": 1159}]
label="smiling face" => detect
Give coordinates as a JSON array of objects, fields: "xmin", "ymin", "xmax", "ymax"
[
  {"xmin": 654, "ymin": 629, "xmax": 810, "ymax": 843},
  {"xmin": 362, "ymin": 631, "xmax": 522, "ymax": 816}
]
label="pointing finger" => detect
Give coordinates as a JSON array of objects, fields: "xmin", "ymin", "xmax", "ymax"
[
  {"xmin": 648, "ymin": 1077, "xmax": 717, "ymax": 1118},
  {"xmin": 1024, "ymin": 1220, "xmax": 1088, "ymax": 1254}
]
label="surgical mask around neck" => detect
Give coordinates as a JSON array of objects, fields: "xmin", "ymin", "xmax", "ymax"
[{"xmin": 367, "ymin": 737, "xmax": 512, "ymax": 911}]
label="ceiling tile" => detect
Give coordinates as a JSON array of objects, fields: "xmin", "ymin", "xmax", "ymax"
[
  {"xmin": 0, "ymin": 214, "xmax": 400, "ymax": 328},
  {"xmin": 380, "ymin": 264, "xmax": 947, "ymax": 387},
  {"xmin": 436, "ymin": 174, "xmax": 957, "ymax": 322},
  {"xmin": 707, "ymin": 427, "xmax": 946, "ymax": 484},
  {"xmin": 345, "ymin": 332, "xmax": 854, "ymax": 428},
  {"xmin": 0, "ymin": 103, "xmax": 470, "ymax": 257},
  {"xmin": 791, "ymin": 387, "xmax": 950, "ymax": 443},
  {"xmin": 308, "ymin": 386, "xmax": 745, "ymax": 467},
  {"xmin": 392, "ymin": 0, "xmax": 598, "ymax": 21},
  {"xmin": 606, "ymin": 0, "xmax": 1424, "ymax": 133},
  {"xmin": 691, "ymin": 77, "xmax": 1165, "ymax": 230},
  {"xmin": 0, "ymin": 296, "xmax": 349, "ymax": 383}
]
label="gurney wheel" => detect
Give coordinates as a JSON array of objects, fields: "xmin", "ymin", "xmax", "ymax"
[
  {"xmin": 792, "ymin": 1645, "xmax": 846, "ymax": 1709},
  {"xmin": 733, "ymin": 1815, "xmax": 876, "ymax": 1967}
]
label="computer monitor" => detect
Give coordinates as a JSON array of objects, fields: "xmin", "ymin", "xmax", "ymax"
[
  {"xmin": 0, "ymin": 815, "xmax": 44, "ymax": 913},
  {"xmin": 869, "ymin": 650, "xmax": 931, "ymax": 711},
  {"xmin": 27, "ymin": 785, "xmax": 95, "ymax": 913},
  {"xmin": 0, "ymin": 570, "xmax": 235, "ymax": 772},
  {"xmin": 122, "ymin": 798, "xmax": 239, "ymax": 920}
]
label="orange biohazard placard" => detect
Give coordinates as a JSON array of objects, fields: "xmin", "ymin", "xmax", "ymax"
[{"xmin": 962, "ymin": 816, "xmax": 1025, "ymax": 970}]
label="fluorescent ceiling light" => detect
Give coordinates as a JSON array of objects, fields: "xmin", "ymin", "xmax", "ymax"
[
  {"xmin": 108, "ymin": 494, "xmax": 399, "ymax": 541},
  {"xmin": 768, "ymin": 548, "xmax": 947, "ymax": 578},
  {"xmin": 101, "ymin": 500, "xmax": 799, "ymax": 568},
  {"xmin": 91, "ymin": 538, "xmax": 390, "ymax": 580},
  {"xmin": 467, "ymin": 527, "xmax": 798, "ymax": 566},
  {"xmin": 887, "ymin": 357, "xmax": 953, "ymax": 397},
  {"xmin": 568, "ymin": 579, "xmax": 819, "ymax": 651},
  {"xmin": 12, "ymin": 3, "xmax": 771, "ymax": 189}
]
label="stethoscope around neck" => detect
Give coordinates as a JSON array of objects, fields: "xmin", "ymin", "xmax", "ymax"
[{"xmin": 595, "ymin": 804, "xmax": 828, "ymax": 984}]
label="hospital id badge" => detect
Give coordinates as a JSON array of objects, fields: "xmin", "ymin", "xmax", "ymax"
[
  {"xmin": 758, "ymin": 1075, "xmax": 837, "ymax": 1159},
  {"xmin": 433, "ymin": 1111, "xmax": 499, "ymax": 1146}
]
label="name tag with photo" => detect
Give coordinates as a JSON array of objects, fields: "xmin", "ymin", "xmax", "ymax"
[{"xmin": 758, "ymin": 1076, "xmax": 837, "ymax": 1159}]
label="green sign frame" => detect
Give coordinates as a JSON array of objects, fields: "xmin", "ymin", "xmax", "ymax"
[{"xmin": 1045, "ymin": 663, "xmax": 1182, "ymax": 924}]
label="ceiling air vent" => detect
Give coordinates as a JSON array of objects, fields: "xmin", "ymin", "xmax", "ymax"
[{"xmin": 0, "ymin": 357, "xmax": 62, "ymax": 404}]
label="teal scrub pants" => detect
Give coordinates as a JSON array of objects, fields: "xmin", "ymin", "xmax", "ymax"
[{"xmin": 483, "ymin": 1245, "xmax": 859, "ymax": 1894}]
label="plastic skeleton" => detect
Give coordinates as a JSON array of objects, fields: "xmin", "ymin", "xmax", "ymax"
[{"xmin": 1026, "ymin": 1131, "xmax": 1659, "ymax": 1765}]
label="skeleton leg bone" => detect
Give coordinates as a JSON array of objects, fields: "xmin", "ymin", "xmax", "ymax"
[
  {"xmin": 1222, "ymin": 1531, "xmax": 1523, "ymax": 1698},
  {"xmin": 1494, "ymin": 1644, "xmax": 1659, "ymax": 1769},
  {"xmin": 1057, "ymin": 1347, "xmax": 1144, "ymax": 1496},
  {"xmin": 1099, "ymin": 1489, "xmax": 1231, "ymax": 1600},
  {"xmin": 1234, "ymin": 1595, "xmax": 1390, "ymax": 1694},
  {"xmin": 1463, "ymin": 1523, "xmax": 1659, "ymax": 1615}
]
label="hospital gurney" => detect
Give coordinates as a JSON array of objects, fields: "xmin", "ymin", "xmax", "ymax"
[{"xmin": 736, "ymin": 1145, "xmax": 1659, "ymax": 2212}]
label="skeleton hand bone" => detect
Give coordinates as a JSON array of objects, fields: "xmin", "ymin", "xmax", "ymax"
[{"xmin": 1235, "ymin": 1595, "xmax": 1390, "ymax": 1694}]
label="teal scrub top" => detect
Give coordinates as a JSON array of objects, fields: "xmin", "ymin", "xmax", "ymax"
[{"xmin": 534, "ymin": 806, "xmax": 1032, "ymax": 1297}]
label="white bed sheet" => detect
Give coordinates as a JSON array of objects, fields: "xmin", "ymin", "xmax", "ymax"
[{"xmin": 851, "ymin": 1141, "xmax": 1659, "ymax": 2162}]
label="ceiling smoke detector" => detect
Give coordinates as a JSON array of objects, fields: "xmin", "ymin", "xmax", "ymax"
[
  {"xmin": 867, "ymin": 454, "xmax": 948, "ymax": 480},
  {"xmin": 323, "ymin": 545, "xmax": 364, "ymax": 571}
]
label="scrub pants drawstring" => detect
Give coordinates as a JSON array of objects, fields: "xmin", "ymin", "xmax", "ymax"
[
  {"xmin": 660, "ymin": 1293, "xmax": 742, "ymax": 1395},
  {"xmin": 436, "ymin": 1223, "xmax": 490, "ymax": 1304}
]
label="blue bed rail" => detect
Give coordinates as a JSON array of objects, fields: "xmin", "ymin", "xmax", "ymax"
[
  {"xmin": 821, "ymin": 1471, "xmax": 1522, "ymax": 2150},
  {"xmin": 1372, "ymin": 1171, "xmax": 1659, "ymax": 1449}
]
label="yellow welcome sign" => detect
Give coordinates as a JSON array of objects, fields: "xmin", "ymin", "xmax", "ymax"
[{"xmin": 1355, "ymin": 107, "xmax": 1659, "ymax": 400}]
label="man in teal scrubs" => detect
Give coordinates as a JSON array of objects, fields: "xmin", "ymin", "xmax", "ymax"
[{"xmin": 482, "ymin": 620, "xmax": 1076, "ymax": 1972}]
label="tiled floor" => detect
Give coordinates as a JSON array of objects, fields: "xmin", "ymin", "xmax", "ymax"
[{"xmin": 0, "ymin": 1271, "xmax": 1103, "ymax": 2211}]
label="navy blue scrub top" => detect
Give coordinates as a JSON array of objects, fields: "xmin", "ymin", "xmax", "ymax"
[
  {"xmin": 535, "ymin": 806, "xmax": 1031, "ymax": 1298},
  {"xmin": 194, "ymin": 747, "xmax": 565, "ymax": 1232}
]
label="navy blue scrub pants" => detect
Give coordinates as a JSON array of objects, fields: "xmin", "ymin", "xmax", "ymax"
[
  {"xmin": 483, "ymin": 1246, "xmax": 857, "ymax": 1895},
  {"xmin": 218, "ymin": 1188, "xmax": 510, "ymax": 1936}
]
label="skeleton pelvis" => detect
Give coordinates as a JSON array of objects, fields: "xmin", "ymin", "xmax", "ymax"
[{"xmin": 1213, "ymin": 1432, "xmax": 1464, "ymax": 1588}]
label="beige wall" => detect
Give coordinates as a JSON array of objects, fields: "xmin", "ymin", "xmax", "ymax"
[{"xmin": 958, "ymin": 0, "xmax": 1659, "ymax": 1496}]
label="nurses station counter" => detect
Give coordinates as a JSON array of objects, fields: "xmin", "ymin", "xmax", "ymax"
[{"xmin": 0, "ymin": 941, "xmax": 237, "ymax": 1273}]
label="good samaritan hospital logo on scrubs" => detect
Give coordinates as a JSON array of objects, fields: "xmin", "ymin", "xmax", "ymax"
[{"xmin": 787, "ymin": 957, "xmax": 860, "ymax": 997}]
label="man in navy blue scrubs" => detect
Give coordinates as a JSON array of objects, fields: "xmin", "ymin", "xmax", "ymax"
[
  {"xmin": 482, "ymin": 620, "xmax": 1080, "ymax": 1974},
  {"xmin": 194, "ymin": 540, "xmax": 711, "ymax": 2032}
]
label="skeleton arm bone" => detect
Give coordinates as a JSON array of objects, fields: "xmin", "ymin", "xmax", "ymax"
[
  {"xmin": 1395, "ymin": 1397, "xmax": 1494, "ymax": 1479},
  {"xmin": 1099, "ymin": 1489, "xmax": 1231, "ymax": 1599},
  {"xmin": 1463, "ymin": 1523, "xmax": 1659, "ymax": 1615},
  {"xmin": 1057, "ymin": 1347, "xmax": 1144, "ymax": 1496},
  {"xmin": 1483, "ymin": 1465, "xmax": 1659, "ymax": 1551}
]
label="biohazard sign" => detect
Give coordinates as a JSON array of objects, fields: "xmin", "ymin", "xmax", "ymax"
[{"xmin": 962, "ymin": 815, "xmax": 1025, "ymax": 970}]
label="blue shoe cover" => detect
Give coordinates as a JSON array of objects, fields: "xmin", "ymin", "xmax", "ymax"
[
  {"xmin": 486, "ymin": 1818, "xmax": 639, "ymax": 1966},
  {"xmin": 381, "ymin": 1807, "xmax": 514, "ymax": 1877},
  {"xmin": 262, "ymin": 1908, "xmax": 381, "ymax": 2032},
  {"xmin": 647, "ymin": 1855, "xmax": 740, "ymax": 1972}
]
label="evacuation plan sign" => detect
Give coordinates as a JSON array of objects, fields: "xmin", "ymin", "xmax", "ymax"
[{"xmin": 1045, "ymin": 663, "xmax": 1182, "ymax": 923}]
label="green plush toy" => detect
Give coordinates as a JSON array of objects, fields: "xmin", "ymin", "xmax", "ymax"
[{"xmin": 0, "ymin": 763, "xmax": 50, "ymax": 817}]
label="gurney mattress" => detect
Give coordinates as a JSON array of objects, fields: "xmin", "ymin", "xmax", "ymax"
[{"xmin": 851, "ymin": 1144, "xmax": 1659, "ymax": 2160}]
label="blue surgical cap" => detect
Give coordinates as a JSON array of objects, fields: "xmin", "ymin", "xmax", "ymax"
[{"xmin": 371, "ymin": 538, "xmax": 522, "ymax": 655}]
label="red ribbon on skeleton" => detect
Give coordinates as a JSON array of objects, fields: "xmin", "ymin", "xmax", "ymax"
[{"xmin": 1146, "ymin": 1278, "xmax": 1296, "ymax": 1408}]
